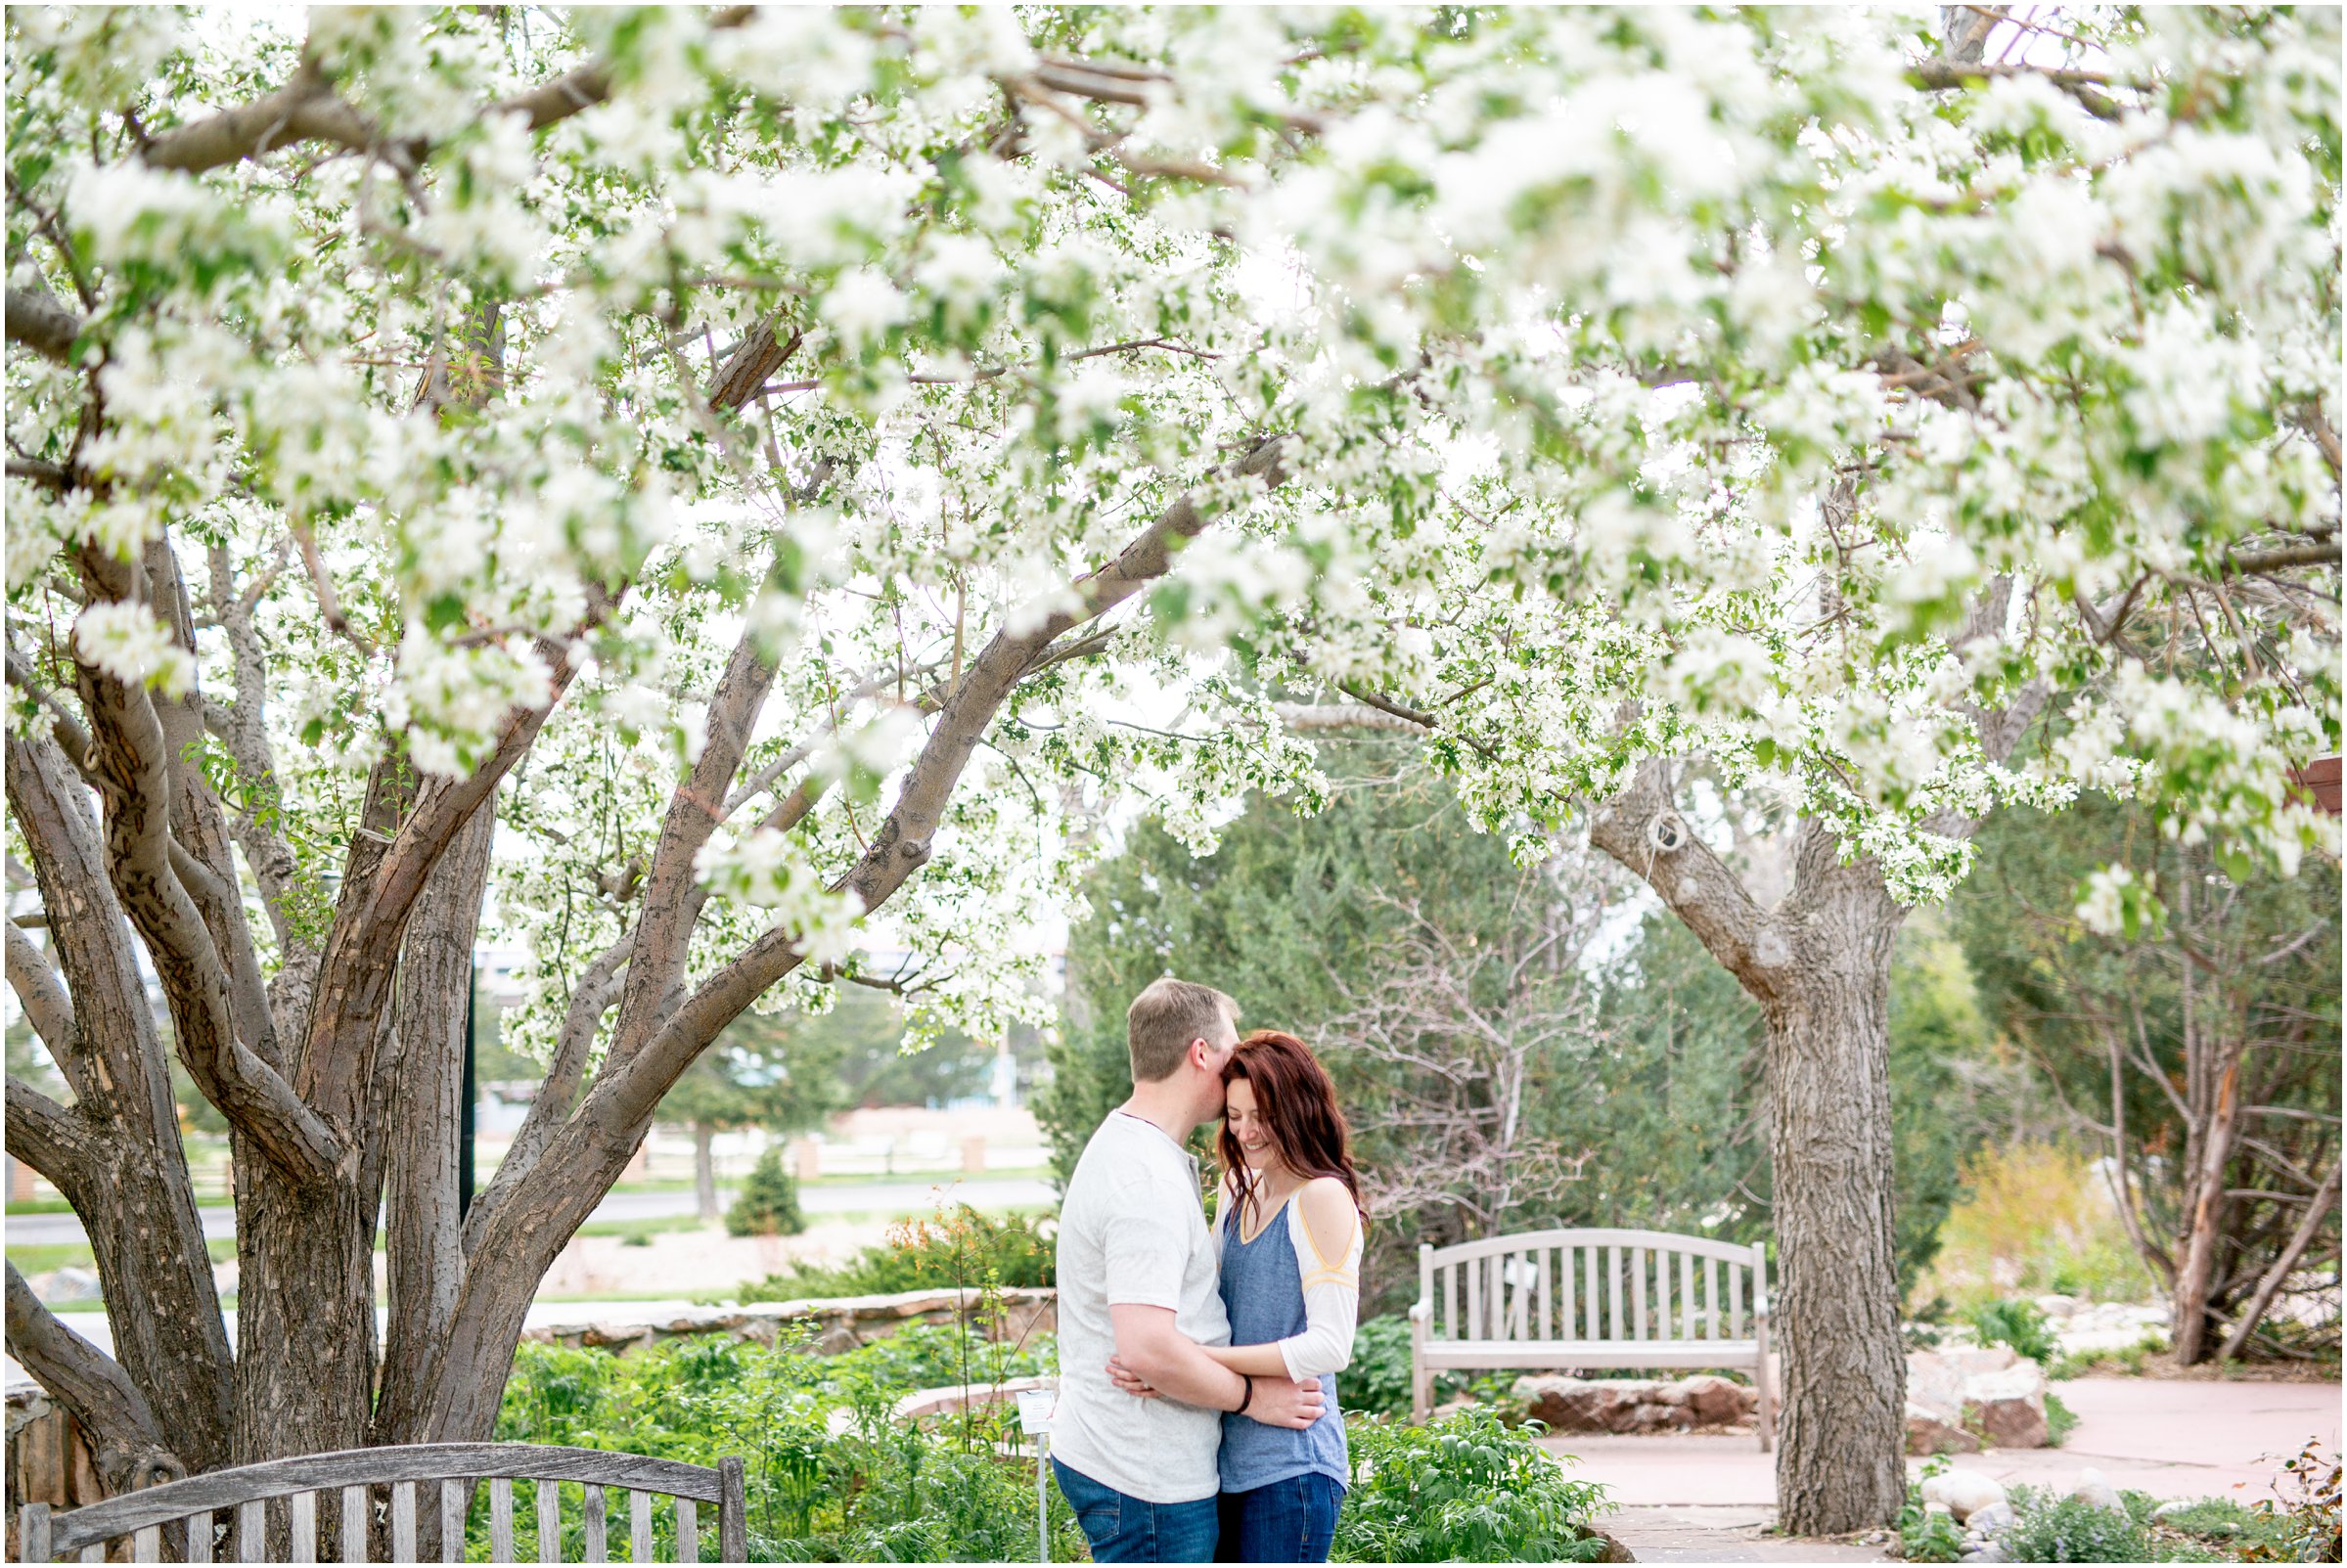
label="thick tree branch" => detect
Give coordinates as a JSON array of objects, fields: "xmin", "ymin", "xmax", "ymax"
[
  {"xmin": 4, "ymin": 920, "xmax": 76, "ymax": 1057},
  {"xmin": 4, "ymin": 286, "xmax": 85, "ymax": 363},
  {"xmin": 64, "ymin": 565, "xmax": 340, "ymax": 1177},
  {"xmin": 141, "ymin": 9, "xmax": 756, "ymax": 177},
  {"xmin": 4, "ymin": 1263, "xmax": 185, "ymax": 1493},
  {"xmin": 3, "ymin": 1078, "xmax": 99, "ymax": 1200},
  {"xmin": 1586, "ymin": 758, "xmax": 1796, "ymax": 1005}
]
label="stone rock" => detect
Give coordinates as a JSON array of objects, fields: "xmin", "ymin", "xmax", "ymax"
[
  {"xmin": 1907, "ymin": 1401, "xmax": 1981, "ymax": 1456},
  {"xmin": 1905, "ymin": 1348, "xmax": 2051, "ymax": 1452},
  {"xmin": 1922, "ymin": 1469, "xmax": 2008, "ymax": 1523},
  {"xmin": 1967, "ymin": 1366, "xmax": 2050, "ymax": 1449},
  {"xmin": 1966, "ymin": 1501, "xmax": 2016, "ymax": 1538},
  {"xmin": 1516, "ymin": 1377, "xmax": 1683, "ymax": 1433},
  {"xmin": 1680, "ymin": 1373, "xmax": 1755, "ymax": 1425},
  {"xmin": 1966, "ymin": 1546, "xmax": 2012, "ymax": 1563},
  {"xmin": 2034, "ymin": 1294, "xmax": 2079, "ymax": 1320},
  {"xmin": 1580, "ymin": 1527, "xmax": 1636, "ymax": 1563},
  {"xmin": 2149, "ymin": 1500, "xmax": 2194, "ymax": 1523},
  {"xmin": 2069, "ymin": 1468, "xmax": 2124, "ymax": 1511}
]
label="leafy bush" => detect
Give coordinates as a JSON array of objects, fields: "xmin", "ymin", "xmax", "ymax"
[
  {"xmin": 2246, "ymin": 1441, "xmax": 2343, "ymax": 1563},
  {"xmin": 494, "ymin": 1326, "xmax": 1615, "ymax": 1562},
  {"xmin": 2047, "ymin": 1390, "xmax": 2079, "ymax": 1445},
  {"xmin": 732, "ymin": 1204, "xmax": 1052, "ymax": 1299},
  {"xmin": 2003, "ymin": 1485, "xmax": 2154, "ymax": 1563},
  {"xmin": 1967, "ymin": 1297, "xmax": 2058, "ymax": 1365},
  {"xmin": 1332, "ymin": 1407, "xmax": 1611, "ymax": 1563},
  {"xmin": 2049, "ymin": 1331, "xmax": 2171, "ymax": 1381},
  {"xmin": 1898, "ymin": 1458, "xmax": 1965, "ymax": 1563},
  {"xmin": 726, "ymin": 1147, "xmax": 806, "ymax": 1238}
]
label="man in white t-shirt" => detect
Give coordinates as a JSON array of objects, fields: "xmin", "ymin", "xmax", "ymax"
[{"xmin": 1051, "ymin": 977, "xmax": 1326, "ymax": 1562}]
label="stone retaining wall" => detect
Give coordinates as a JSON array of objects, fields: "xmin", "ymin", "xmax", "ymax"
[{"xmin": 520, "ymin": 1286, "xmax": 1057, "ymax": 1357}]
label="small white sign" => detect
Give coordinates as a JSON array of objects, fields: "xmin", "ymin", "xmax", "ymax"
[{"xmin": 1015, "ymin": 1389, "xmax": 1058, "ymax": 1433}]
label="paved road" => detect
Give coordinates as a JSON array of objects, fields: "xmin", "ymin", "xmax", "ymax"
[{"xmin": 4, "ymin": 1175, "xmax": 1056, "ymax": 1247}]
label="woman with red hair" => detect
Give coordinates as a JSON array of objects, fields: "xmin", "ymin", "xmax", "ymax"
[{"xmin": 1114, "ymin": 1029, "xmax": 1368, "ymax": 1562}]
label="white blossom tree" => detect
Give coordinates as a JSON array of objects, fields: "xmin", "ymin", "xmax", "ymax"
[{"xmin": 5, "ymin": 3, "xmax": 2335, "ymax": 1537}]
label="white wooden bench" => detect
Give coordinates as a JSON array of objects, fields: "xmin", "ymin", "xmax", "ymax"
[
  {"xmin": 1411, "ymin": 1228, "xmax": 1775, "ymax": 1450},
  {"xmin": 17, "ymin": 1441, "xmax": 746, "ymax": 1562}
]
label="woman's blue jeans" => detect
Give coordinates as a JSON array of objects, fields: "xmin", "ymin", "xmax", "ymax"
[{"xmin": 1215, "ymin": 1472, "xmax": 1344, "ymax": 1563}]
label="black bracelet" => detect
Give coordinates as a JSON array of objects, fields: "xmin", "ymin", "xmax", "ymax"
[{"xmin": 1234, "ymin": 1375, "xmax": 1254, "ymax": 1415}]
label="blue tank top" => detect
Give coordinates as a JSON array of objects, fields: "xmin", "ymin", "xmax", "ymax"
[{"xmin": 1218, "ymin": 1194, "xmax": 1348, "ymax": 1493}]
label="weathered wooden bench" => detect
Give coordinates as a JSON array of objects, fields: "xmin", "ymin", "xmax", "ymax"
[
  {"xmin": 1411, "ymin": 1228, "xmax": 1775, "ymax": 1450},
  {"xmin": 17, "ymin": 1442, "xmax": 746, "ymax": 1563}
]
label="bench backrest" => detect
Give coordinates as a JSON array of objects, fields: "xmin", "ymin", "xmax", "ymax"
[
  {"xmin": 17, "ymin": 1442, "xmax": 746, "ymax": 1563},
  {"xmin": 1420, "ymin": 1229, "xmax": 1768, "ymax": 1345}
]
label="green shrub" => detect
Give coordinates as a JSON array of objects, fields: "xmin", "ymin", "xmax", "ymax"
[
  {"xmin": 2047, "ymin": 1390, "xmax": 2079, "ymax": 1445},
  {"xmin": 1899, "ymin": 1459, "xmax": 1965, "ymax": 1563},
  {"xmin": 1967, "ymin": 1297, "xmax": 2058, "ymax": 1365},
  {"xmin": 726, "ymin": 1147, "xmax": 806, "ymax": 1238},
  {"xmin": 2004, "ymin": 1485, "xmax": 2153, "ymax": 1562},
  {"xmin": 2246, "ymin": 1440, "xmax": 2343, "ymax": 1563},
  {"xmin": 494, "ymin": 1326, "xmax": 1616, "ymax": 1562},
  {"xmin": 732, "ymin": 1203, "xmax": 1052, "ymax": 1298},
  {"xmin": 1332, "ymin": 1406, "xmax": 1611, "ymax": 1563}
]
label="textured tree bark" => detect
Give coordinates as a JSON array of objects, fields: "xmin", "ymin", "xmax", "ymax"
[
  {"xmin": 374, "ymin": 804, "xmax": 497, "ymax": 1448},
  {"xmin": 2169, "ymin": 1049, "xmax": 2245, "ymax": 1364},
  {"xmin": 5, "ymin": 731, "xmax": 237, "ymax": 1475},
  {"xmin": 1761, "ymin": 880, "xmax": 1909, "ymax": 1536},
  {"xmin": 1590, "ymin": 771, "xmax": 1910, "ymax": 1534}
]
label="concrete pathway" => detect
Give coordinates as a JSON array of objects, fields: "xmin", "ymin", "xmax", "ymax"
[
  {"xmin": 3, "ymin": 1174, "xmax": 1055, "ymax": 1246},
  {"xmin": 1550, "ymin": 1378, "xmax": 2342, "ymax": 1562}
]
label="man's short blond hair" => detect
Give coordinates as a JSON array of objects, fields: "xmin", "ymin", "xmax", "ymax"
[{"xmin": 1127, "ymin": 977, "xmax": 1239, "ymax": 1083}]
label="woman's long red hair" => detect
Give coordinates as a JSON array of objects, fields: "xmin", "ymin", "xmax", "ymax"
[{"xmin": 1218, "ymin": 1030, "xmax": 1369, "ymax": 1235}]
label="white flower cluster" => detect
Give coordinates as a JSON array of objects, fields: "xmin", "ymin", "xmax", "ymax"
[{"xmin": 73, "ymin": 601, "xmax": 193, "ymax": 699}]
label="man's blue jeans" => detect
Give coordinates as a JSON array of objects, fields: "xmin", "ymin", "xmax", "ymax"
[
  {"xmin": 1216, "ymin": 1472, "xmax": 1344, "ymax": 1563},
  {"xmin": 1052, "ymin": 1456, "xmax": 1220, "ymax": 1563}
]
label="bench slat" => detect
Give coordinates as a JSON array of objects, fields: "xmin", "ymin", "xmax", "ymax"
[
  {"xmin": 343, "ymin": 1486, "xmax": 368, "ymax": 1563},
  {"xmin": 392, "ymin": 1485, "xmax": 417, "ymax": 1563},
  {"xmin": 1632, "ymin": 1246, "xmax": 1647, "ymax": 1340},
  {"xmin": 1582, "ymin": 1247, "xmax": 1599, "ymax": 1339},
  {"xmin": 677, "ymin": 1496, "xmax": 699, "ymax": 1564},
  {"xmin": 1446, "ymin": 1265, "xmax": 1459, "ymax": 1345},
  {"xmin": 539, "ymin": 1479, "xmax": 562, "ymax": 1563},
  {"xmin": 631, "ymin": 1487, "xmax": 654, "ymax": 1563},
  {"xmin": 133, "ymin": 1524, "xmax": 161, "ymax": 1562},
  {"xmin": 583, "ymin": 1483, "xmax": 607, "ymax": 1563},
  {"xmin": 1712, "ymin": 1257, "xmax": 1725, "ymax": 1341},
  {"xmin": 187, "ymin": 1509, "xmax": 212, "ymax": 1564},
  {"xmin": 1465, "ymin": 1253, "xmax": 1481, "ymax": 1344},
  {"xmin": 1421, "ymin": 1340, "xmax": 1760, "ymax": 1370},
  {"xmin": 1680, "ymin": 1252, "xmax": 1694, "ymax": 1339},
  {"xmin": 238, "ymin": 1500, "xmax": 264, "ymax": 1562},
  {"xmin": 490, "ymin": 1477, "xmax": 515, "ymax": 1562},
  {"xmin": 442, "ymin": 1479, "xmax": 469, "ymax": 1564},
  {"xmin": 1607, "ymin": 1246, "xmax": 1623, "ymax": 1342},
  {"xmin": 1730, "ymin": 1258, "xmax": 1743, "ymax": 1340},
  {"xmin": 1537, "ymin": 1246, "xmax": 1553, "ymax": 1341},
  {"xmin": 290, "ymin": 1490, "xmax": 316, "ymax": 1562}
]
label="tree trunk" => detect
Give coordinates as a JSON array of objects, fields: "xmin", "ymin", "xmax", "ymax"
[
  {"xmin": 1763, "ymin": 905, "xmax": 1909, "ymax": 1536},
  {"xmin": 2170, "ymin": 1050, "xmax": 2244, "ymax": 1364},
  {"xmin": 695, "ymin": 1123, "xmax": 720, "ymax": 1225},
  {"xmin": 1589, "ymin": 772, "xmax": 1912, "ymax": 1535}
]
